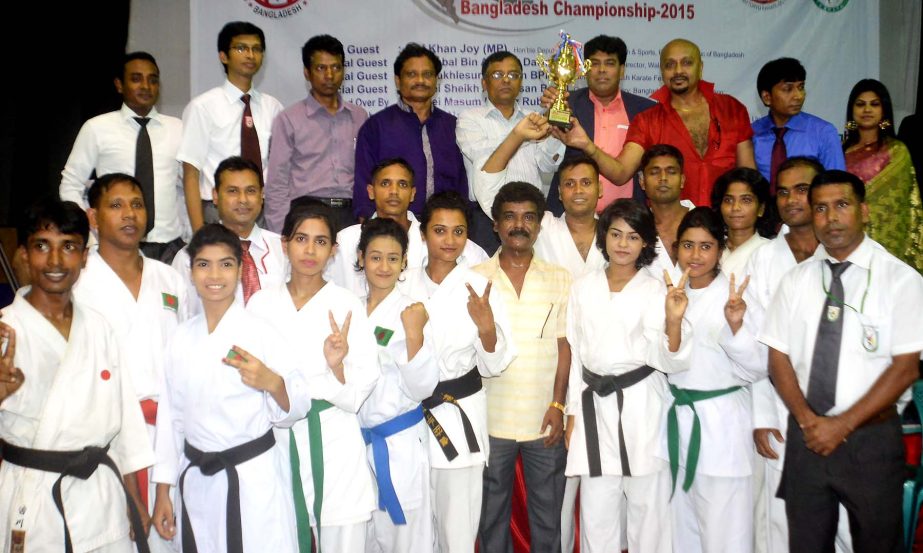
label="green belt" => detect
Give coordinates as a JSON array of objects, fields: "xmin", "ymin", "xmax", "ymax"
[
  {"xmin": 290, "ymin": 399, "xmax": 334, "ymax": 553},
  {"xmin": 667, "ymin": 384, "xmax": 742, "ymax": 495}
]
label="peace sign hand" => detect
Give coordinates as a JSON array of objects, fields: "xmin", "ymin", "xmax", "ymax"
[
  {"xmin": 0, "ymin": 322, "xmax": 24, "ymax": 404},
  {"xmin": 724, "ymin": 273, "xmax": 750, "ymax": 335},
  {"xmin": 465, "ymin": 281, "xmax": 496, "ymax": 335},
  {"xmin": 324, "ymin": 310, "xmax": 352, "ymax": 383},
  {"xmin": 664, "ymin": 268, "xmax": 690, "ymax": 323}
]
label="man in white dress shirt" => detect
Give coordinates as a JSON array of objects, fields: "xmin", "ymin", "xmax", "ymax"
[
  {"xmin": 178, "ymin": 21, "xmax": 283, "ymax": 231},
  {"xmin": 60, "ymin": 52, "xmax": 185, "ymax": 263},
  {"xmin": 456, "ymin": 51, "xmax": 564, "ymax": 254}
]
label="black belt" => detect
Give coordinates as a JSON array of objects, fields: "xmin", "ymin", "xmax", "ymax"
[
  {"xmin": 422, "ymin": 367, "xmax": 483, "ymax": 461},
  {"xmin": 582, "ymin": 365, "xmax": 655, "ymax": 477},
  {"xmin": 0, "ymin": 441, "xmax": 151, "ymax": 553},
  {"xmin": 180, "ymin": 429, "xmax": 276, "ymax": 553},
  {"xmin": 309, "ymin": 196, "xmax": 352, "ymax": 209}
]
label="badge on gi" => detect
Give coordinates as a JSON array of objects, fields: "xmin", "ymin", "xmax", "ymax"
[{"xmin": 862, "ymin": 324, "xmax": 879, "ymax": 352}]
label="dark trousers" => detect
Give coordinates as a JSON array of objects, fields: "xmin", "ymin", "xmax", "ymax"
[
  {"xmin": 781, "ymin": 414, "xmax": 904, "ymax": 553},
  {"xmin": 479, "ymin": 436, "xmax": 566, "ymax": 553}
]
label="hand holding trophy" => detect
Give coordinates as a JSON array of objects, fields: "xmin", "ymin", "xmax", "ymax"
[{"xmin": 536, "ymin": 31, "xmax": 591, "ymax": 130}]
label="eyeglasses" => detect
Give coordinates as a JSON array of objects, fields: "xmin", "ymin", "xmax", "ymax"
[
  {"xmin": 231, "ymin": 44, "xmax": 264, "ymax": 55},
  {"xmin": 488, "ymin": 70, "xmax": 523, "ymax": 81}
]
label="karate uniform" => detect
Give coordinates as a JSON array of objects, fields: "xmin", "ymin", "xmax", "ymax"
[
  {"xmin": 720, "ymin": 233, "xmax": 769, "ymax": 280},
  {"xmin": 358, "ymin": 288, "xmax": 438, "ymax": 553},
  {"xmin": 73, "ymin": 249, "xmax": 188, "ymax": 553},
  {"xmin": 533, "ymin": 212, "xmax": 606, "ymax": 281},
  {"xmin": 0, "ymin": 290, "xmax": 154, "ymax": 553},
  {"xmin": 660, "ymin": 273, "xmax": 766, "ymax": 553},
  {"xmin": 566, "ymin": 269, "xmax": 690, "ymax": 553},
  {"xmin": 325, "ymin": 213, "xmax": 488, "ymax": 297},
  {"xmin": 152, "ymin": 304, "xmax": 308, "ymax": 553},
  {"xmin": 746, "ymin": 232, "xmax": 854, "ymax": 553},
  {"xmin": 398, "ymin": 265, "xmax": 516, "ymax": 553},
  {"xmin": 247, "ymin": 282, "xmax": 379, "ymax": 553}
]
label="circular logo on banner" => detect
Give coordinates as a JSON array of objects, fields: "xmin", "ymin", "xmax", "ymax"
[
  {"xmin": 244, "ymin": 0, "xmax": 307, "ymax": 19},
  {"xmin": 813, "ymin": 0, "xmax": 848, "ymax": 12},
  {"xmin": 740, "ymin": 0, "xmax": 788, "ymax": 10}
]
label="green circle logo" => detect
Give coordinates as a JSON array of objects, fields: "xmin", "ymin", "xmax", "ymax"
[{"xmin": 813, "ymin": 0, "xmax": 849, "ymax": 12}]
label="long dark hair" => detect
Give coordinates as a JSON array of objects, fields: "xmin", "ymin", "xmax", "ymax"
[{"xmin": 842, "ymin": 79, "xmax": 895, "ymax": 150}]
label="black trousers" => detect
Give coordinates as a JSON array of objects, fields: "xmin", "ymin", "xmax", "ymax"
[{"xmin": 781, "ymin": 414, "xmax": 904, "ymax": 553}]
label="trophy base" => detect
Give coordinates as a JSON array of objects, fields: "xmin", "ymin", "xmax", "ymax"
[{"xmin": 548, "ymin": 108, "xmax": 573, "ymax": 130}]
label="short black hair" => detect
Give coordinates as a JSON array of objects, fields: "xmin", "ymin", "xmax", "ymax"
[
  {"xmin": 676, "ymin": 207, "xmax": 727, "ymax": 262},
  {"xmin": 18, "ymin": 197, "xmax": 90, "ymax": 247},
  {"xmin": 214, "ymin": 156, "xmax": 263, "ymax": 192},
  {"xmin": 809, "ymin": 169, "xmax": 866, "ymax": 203},
  {"xmin": 491, "ymin": 182, "xmax": 546, "ymax": 221},
  {"xmin": 583, "ymin": 35, "xmax": 628, "ymax": 65},
  {"xmin": 394, "ymin": 43, "xmax": 442, "ymax": 76},
  {"xmin": 118, "ymin": 51, "xmax": 159, "ymax": 79},
  {"xmin": 776, "ymin": 156, "xmax": 825, "ymax": 182},
  {"xmin": 481, "ymin": 51, "xmax": 521, "ymax": 78},
  {"xmin": 302, "ymin": 34, "xmax": 344, "ymax": 69},
  {"xmin": 87, "ymin": 173, "xmax": 143, "ymax": 210},
  {"xmin": 281, "ymin": 201, "xmax": 338, "ymax": 244},
  {"xmin": 596, "ymin": 199, "xmax": 657, "ymax": 267},
  {"xmin": 355, "ymin": 217, "xmax": 410, "ymax": 272},
  {"xmin": 558, "ymin": 155, "xmax": 600, "ymax": 180},
  {"xmin": 710, "ymin": 167, "xmax": 775, "ymax": 238},
  {"xmin": 756, "ymin": 57, "xmax": 806, "ymax": 96},
  {"xmin": 217, "ymin": 21, "xmax": 265, "ymax": 74},
  {"xmin": 419, "ymin": 191, "xmax": 470, "ymax": 231},
  {"xmin": 187, "ymin": 223, "xmax": 242, "ymax": 266},
  {"xmin": 641, "ymin": 144, "xmax": 684, "ymax": 171},
  {"xmin": 371, "ymin": 157, "xmax": 415, "ymax": 185}
]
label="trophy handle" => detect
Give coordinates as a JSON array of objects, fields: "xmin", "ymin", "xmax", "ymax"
[
  {"xmin": 582, "ymin": 58, "xmax": 592, "ymax": 76},
  {"xmin": 536, "ymin": 53, "xmax": 553, "ymax": 81}
]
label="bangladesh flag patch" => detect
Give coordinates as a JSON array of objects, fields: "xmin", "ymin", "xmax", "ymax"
[
  {"xmin": 162, "ymin": 293, "xmax": 179, "ymax": 312},
  {"xmin": 226, "ymin": 348, "xmax": 244, "ymax": 362},
  {"xmin": 374, "ymin": 326, "xmax": 394, "ymax": 346}
]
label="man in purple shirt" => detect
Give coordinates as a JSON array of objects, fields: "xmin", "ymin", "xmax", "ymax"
[
  {"xmin": 353, "ymin": 43, "xmax": 468, "ymax": 220},
  {"xmin": 265, "ymin": 34, "xmax": 368, "ymax": 233}
]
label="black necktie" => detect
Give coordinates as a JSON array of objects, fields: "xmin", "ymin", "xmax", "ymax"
[
  {"xmin": 807, "ymin": 260, "xmax": 852, "ymax": 415},
  {"xmin": 769, "ymin": 127, "xmax": 788, "ymax": 195},
  {"xmin": 240, "ymin": 94, "xmax": 262, "ymax": 174},
  {"xmin": 134, "ymin": 117, "xmax": 155, "ymax": 236}
]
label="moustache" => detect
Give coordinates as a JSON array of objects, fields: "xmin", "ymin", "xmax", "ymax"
[{"xmin": 508, "ymin": 229, "xmax": 530, "ymax": 238}]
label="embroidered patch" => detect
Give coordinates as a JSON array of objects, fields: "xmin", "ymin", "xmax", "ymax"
[
  {"xmin": 226, "ymin": 348, "xmax": 244, "ymax": 362},
  {"xmin": 100, "ymin": 370, "xmax": 111, "ymax": 381},
  {"xmin": 162, "ymin": 293, "xmax": 179, "ymax": 312},
  {"xmin": 374, "ymin": 326, "xmax": 394, "ymax": 346}
]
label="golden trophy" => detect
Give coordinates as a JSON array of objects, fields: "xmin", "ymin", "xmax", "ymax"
[{"xmin": 537, "ymin": 32, "xmax": 591, "ymax": 130}]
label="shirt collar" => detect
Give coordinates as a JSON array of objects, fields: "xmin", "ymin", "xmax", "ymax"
[
  {"xmin": 651, "ymin": 80, "xmax": 716, "ymax": 104},
  {"xmin": 120, "ymin": 103, "xmax": 161, "ymax": 123},
  {"xmin": 813, "ymin": 233, "xmax": 873, "ymax": 271},
  {"xmin": 484, "ymin": 99, "xmax": 525, "ymax": 121},
  {"xmin": 240, "ymin": 225, "xmax": 269, "ymax": 255},
  {"xmin": 222, "ymin": 79, "xmax": 257, "ymax": 104},
  {"xmin": 588, "ymin": 90, "xmax": 624, "ymax": 112},
  {"xmin": 304, "ymin": 91, "xmax": 346, "ymax": 115}
]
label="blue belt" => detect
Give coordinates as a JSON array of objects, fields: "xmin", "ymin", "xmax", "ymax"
[{"xmin": 361, "ymin": 405, "xmax": 425, "ymax": 524}]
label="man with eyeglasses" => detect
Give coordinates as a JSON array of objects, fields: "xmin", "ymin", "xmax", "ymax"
[
  {"xmin": 455, "ymin": 51, "xmax": 564, "ymax": 254},
  {"xmin": 177, "ymin": 21, "xmax": 283, "ymax": 231},
  {"xmin": 353, "ymin": 43, "xmax": 468, "ymax": 221},
  {"xmin": 265, "ymin": 35, "xmax": 368, "ymax": 235}
]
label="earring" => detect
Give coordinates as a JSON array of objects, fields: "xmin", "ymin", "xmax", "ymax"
[
  {"xmin": 879, "ymin": 119, "xmax": 892, "ymax": 131},
  {"xmin": 845, "ymin": 120, "xmax": 858, "ymax": 131}
]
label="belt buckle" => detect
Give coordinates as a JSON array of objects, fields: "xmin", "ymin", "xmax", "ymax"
[{"xmin": 328, "ymin": 198, "xmax": 349, "ymax": 208}]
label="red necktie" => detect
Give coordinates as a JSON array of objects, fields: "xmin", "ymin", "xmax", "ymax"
[
  {"xmin": 240, "ymin": 239, "xmax": 261, "ymax": 304},
  {"xmin": 769, "ymin": 127, "xmax": 788, "ymax": 195},
  {"xmin": 240, "ymin": 94, "xmax": 262, "ymax": 174}
]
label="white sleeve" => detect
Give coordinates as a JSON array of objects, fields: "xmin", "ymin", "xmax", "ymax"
[
  {"xmin": 475, "ymin": 279, "xmax": 517, "ymax": 377},
  {"xmin": 263, "ymin": 330, "xmax": 311, "ymax": 427},
  {"xmin": 752, "ymin": 378, "xmax": 781, "ymax": 429},
  {"xmin": 396, "ymin": 338, "xmax": 440, "ymax": 402},
  {"xmin": 720, "ymin": 285, "xmax": 769, "ymax": 383},
  {"xmin": 152, "ymin": 347, "xmax": 181, "ymax": 486},
  {"xmin": 176, "ymin": 101, "xmax": 210, "ymax": 170},
  {"xmin": 759, "ymin": 271, "xmax": 795, "ymax": 354},
  {"xmin": 110, "ymin": 328, "xmax": 156, "ymax": 475},
  {"xmin": 564, "ymin": 286, "xmax": 583, "ymax": 416},
  {"xmin": 59, "ymin": 122, "xmax": 98, "ymax": 208},
  {"xmin": 535, "ymin": 134, "xmax": 565, "ymax": 173},
  {"xmin": 643, "ymin": 283, "xmax": 692, "ymax": 374}
]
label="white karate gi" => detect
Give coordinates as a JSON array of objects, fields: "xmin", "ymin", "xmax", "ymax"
[
  {"xmin": 0, "ymin": 290, "xmax": 154, "ymax": 553},
  {"xmin": 171, "ymin": 225, "xmax": 288, "ymax": 316},
  {"xmin": 247, "ymin": 282, "xmax": 379, "ymax": 553},
  {"xmin": 152, "ymin": 304, "xmax": 309, "ymax": 553},
  {"xmin": 660, "ymin": 273, "xmax": 766, "ymax": 553},
  {"xmin": 325, "ymin": 213, "xmax": 488, "ymax": 297},
  {"xmin": 533, "ymin": 212, "xmax": 606, "ymax": 280},
  {"xmin": 398, "ymin": 265, "xmax": 516, "ymax": 553},
  {"xmin": 720, "ymin": 233, "xmax": 769, "ymax": 280},
  {"xmin": 566, "ymin": 269, "xmax": 690, "ymax": 553},
  {"xmin": 73, "ymin": 250, "xmax": 188, "ymax": 553},
  {"xmin": 358, "ymin": 288, "xmax": 438, "ymax": 553}
]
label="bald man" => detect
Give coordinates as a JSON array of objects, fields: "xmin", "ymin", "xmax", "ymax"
[{"xmin": 552, "ymin": 39, "xmax": 755, "ymax": 207}]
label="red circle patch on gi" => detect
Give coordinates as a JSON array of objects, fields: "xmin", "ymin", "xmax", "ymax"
[{"xmin": 100, "ymin": 370, "xmax": 111, "ymax": 381}]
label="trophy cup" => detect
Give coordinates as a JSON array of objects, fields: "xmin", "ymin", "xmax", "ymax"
[{"xmin": 537, "ymin": 32, "xmax": 591, "ymax": 130}]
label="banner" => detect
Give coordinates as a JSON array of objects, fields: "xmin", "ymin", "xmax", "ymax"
[{"xmin": 191, "ymin": 0, "xmax": 877, "ymax": 127}]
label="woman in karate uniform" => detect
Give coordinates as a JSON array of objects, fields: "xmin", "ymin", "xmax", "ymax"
[
  {"xmin": 565, "ymin": 199, "xmax": 691, "ymax": 553},
  {"xmin": 355, "ymin": 218, "xmax": 438, "ymax": 553},
  {"xmin": 246, "ymin": 202, "xmax": 379, "ymax": 553},
  {"xmin": 397, "ymin": 191, "xmax": 516, "ymax": 553},
  {"xmin": 710, "ymin": 168, "xmax": 774, "ymax": 279},
  {"xmin": 663, "ymin": 207, "xmax": 767, "ymax": 553}
]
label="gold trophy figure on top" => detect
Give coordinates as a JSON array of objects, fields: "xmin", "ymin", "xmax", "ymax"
[{"xmin": 537, "ymin": 32, "xmax": 591, "ymax": 130}]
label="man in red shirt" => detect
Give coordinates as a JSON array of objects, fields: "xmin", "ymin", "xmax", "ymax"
[{"xmin": 553, "ymin": 39, "xmax": 756, "ymax": 206}]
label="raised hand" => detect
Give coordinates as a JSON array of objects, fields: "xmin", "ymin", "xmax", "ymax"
[
  {"xmin": 400, "ymin": 302, "xmax": 429, "ymax": 339},
  {"xmin": 550, "ymin": 117, "xmax": 591, "ymax": 151},
  {"xmin": 664, "ymin": 268, "xmax": 690, "ymax": 323},
  {"xmin": 465, "ymin": 281, "xmax": 496, "ymax": 334},
  {"xmin": 724, "ymin": 273, "xmax": 750, "ymax": 335},
  {"xmin": 324, "ymin": 310, "xmax": 352, "ymax": 382},
  {"xmin": 223, "ymin": 345, "xmax": 282, "ymax": 394},
  {"xmin": 0, "ymin": 322, "xmax": 24, "ymax": 403},
  {"xmin": 514, "ymin": 112, "xmax": 553, "ymax": 141}
]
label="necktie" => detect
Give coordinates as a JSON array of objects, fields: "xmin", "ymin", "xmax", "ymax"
[
  {"xmin": 769, "ymin": 127, "xmax": 788, "ymax": 195},
  {"xmin": 807, "ymin": 260, "xmax": 851, "ymax": 415},
  {"xmin": 134, "ymin": 117, "xmax": 155, "ymax": 235},
  {"xmin": 240, "ymin": 239, "xmax": 261, "ymax": 304},
  {"xmin": 240, "ymin": 94, "xmax": 262, "ymax": 174}
]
